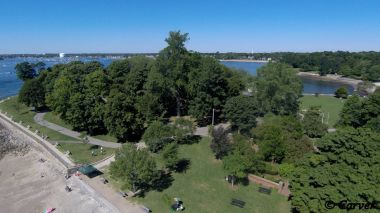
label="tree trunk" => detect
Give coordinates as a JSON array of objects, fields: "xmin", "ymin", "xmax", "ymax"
[{"xmin": 176, "ymin": 94, "xmax": 181, "ymax": 117}]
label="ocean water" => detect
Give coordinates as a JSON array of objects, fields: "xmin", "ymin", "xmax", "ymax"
[
  {"xmin": 0, "ymin": 58, "xmax": 354, "ymax": 100},
  {"xmin": 221, "ymin": 61, "xmax": 354, "ymax": 94}
]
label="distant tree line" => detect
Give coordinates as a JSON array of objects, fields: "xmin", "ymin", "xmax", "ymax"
[{"xmin": 205, "ymin": 51, "xmax": 380, "ymax": 81}]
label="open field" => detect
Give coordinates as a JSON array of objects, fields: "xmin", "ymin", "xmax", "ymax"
[
  {"xmin": 300, "ymin": 95, "xmax": 345, "ymax": 128},
  {"xmin": 57, "ymin": 143, "xmax": 114, "ymax": 164},
  {"xmin": 0, "ymin": 97, "xmax": 77, "ymax": 141},
  {"xmin": 106, "ymin": 138, "xmax": 290, "ymax": 213}
]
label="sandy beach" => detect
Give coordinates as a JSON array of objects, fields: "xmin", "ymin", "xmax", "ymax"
[{"xmin": 0, "ymin": 120, "xmax": 118, "ymax": 213}]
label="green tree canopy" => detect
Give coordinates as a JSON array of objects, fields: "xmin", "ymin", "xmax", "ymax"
[
  {"xmin": 334, "ymin": 87, "xmax": 348, "ymax": 99},
  {"xmin": 302, "ymin": 106, "xmax": 328, "ymax": 138},
  {"xmin": 253, "ymin": 115, "xmax": 311, "ymax": 163},
  {"xmin": 18, "ymin": 78, "xmax": 45, "ymax": 109},
  {"xmin": 290, "ymin": 128, "xmax": 380, "ymax": 212},
  {"xmin": 255, "ymin": 63, "xmax": 302, "ymax": 115},
  {"xmin": 161, "ymin": 143, "xmax": 180, "ymax": 171},
  {"xmin": 104, "ymin": 89, "xmax": 144, "ymax": 142},
  {"xmin": 224, "ymin": 95, "xmax": 260, "ymax": 135},
  {"xmin": 142, "ymin": 121, "xmax": 174, "ymax": 152},
  {"xmin": 110, "ymin": 144, "xmax": 158, "ymax": 192},
  {"xmin": 15, "ymin": 62, "xmax": 44, "ymax": 81},
  {"xmin": 210, "ymin": 126, "xmax": 231, "ymax": 159}
]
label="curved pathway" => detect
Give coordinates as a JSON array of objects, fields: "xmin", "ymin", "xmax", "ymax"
[{"xmin": 34, "ymin": 112, "xmax": 121, "ymax": 148}]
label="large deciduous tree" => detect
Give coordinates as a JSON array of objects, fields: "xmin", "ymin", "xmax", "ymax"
[
  {"xmin": 256, "ymin": 63, "xmax": 302, "ymax": 115},
  {"xmin": 210, "ymin": 126, "xmax": 231, "ymax": 159},
  {"xmin": 253, "ymin": 115, "xmax": 311, "ymax": 163},
  {"xmin": 187, "ymin": 57, "xmax": 229, "ymax": 123},
  {"xmin": 224, "ymin": 95, "xmax": 260, "ymax": 135},
  {"xmin": 104, "ymin": 90, "xmax": 144, "ymax": 142},
  {"xmin": 161, "ymin": 143, "xmax": 180, "ymax": 171},
  {"xmin": 18, "ymin": 78, "xmax": 45, "ymax": 109},
  {"xmin": 155, "ymin": 31, "xmax": 190, "ymax": 117},
  {"xmin": 15, "ymin": 62, "xmax": 45, "ymax": 81},
  {"xmin": 223, "ymin": 136, "xmax": 263, "ymax": 187},
  {"xmin": 302, "ymin": 106, "xmax": 328, "ymax": 138},
  {"xmin": 110, "ymin": 144, "xmax": 157, "ymax": 192},
  {"xmin": 142, "ymin": 121, "xmax": 174, "ymax": 152}
]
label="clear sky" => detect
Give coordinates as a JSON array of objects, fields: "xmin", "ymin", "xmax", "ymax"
[{"xmin": 1, "ymin": 0, "xmax": 380, "ymax": 53}]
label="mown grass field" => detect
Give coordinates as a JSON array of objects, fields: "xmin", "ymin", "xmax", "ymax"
[
  {"xmin": 122, "ymin": 138, "xmax": 291, "ymax": 213},
  {"xmin": 300, "ymin": 95, "xmax": 345, "ymax": 128},
  {"xmin": 57, "ymin": 143, "xmax": 114, "ymax": 164},
  {"xmin": 0, "ymin": 97, "xmax": 77, "ymax": 141}
]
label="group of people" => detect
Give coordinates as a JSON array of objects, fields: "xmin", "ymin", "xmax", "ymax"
[{"xmin": 171, "ymin": 198, "xmax": 184, "ymax": 211}]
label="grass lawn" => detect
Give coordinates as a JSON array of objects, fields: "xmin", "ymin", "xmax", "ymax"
[
  {"xmin": 57, "ymin": 143, "xmax": 115, "ymax": 164},
  {"xmin": 44, "ymin": 111, "xmax": 73, "ymax": 130},
  {"xmin": 0, "ymin": 97, "xmax": 78, "ymax": 141},
  {"xmin": 300, "ymin": 95, "xmax": 346, "ymax": 128},
  {"xmin": 44, "ymin": 111, "xmax": 118, "ymax": 142},
  {"xmin": 121, "ymin": 138, "xmax": 290, "ymax": 213},
  {"xmin": 92, "ymin": 134, "xmax": 118, "ymax": 142}
]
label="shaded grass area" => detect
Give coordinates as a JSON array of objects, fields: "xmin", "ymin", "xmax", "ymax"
[
  {"xmin": 92, "ymin": 134, "xmax": 118, "ymax": 142},
  {"xmin": 126, "ymin": 138, "xmax": 290, "ymax": 213},
  {"xmin": 300, "ymin": 95, "xmax": 345, "ymax": 128},
  {"xmin": 44, "ymin": 111, "xmax": 118, "ymax": 142},
  {"xmin": 0, "ymin": 97, "xmax": 77, "ymax": 141},
  {"xmin": 57, "ymin": 143, "xmax": 114, "ymax": 164}
]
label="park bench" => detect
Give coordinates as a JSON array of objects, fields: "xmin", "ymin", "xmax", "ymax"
[
  {"xmin": 231, "ymin": 198, "xmax": 245, "ymax": 208},
  {"xmin": 258, "ymin": 187, "xmax": 272, "ymax": 195}
]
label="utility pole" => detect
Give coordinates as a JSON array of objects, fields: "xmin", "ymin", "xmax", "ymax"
[{"xmin": 212, "ymin": 108, "xmax": 215, "ymax": 126}]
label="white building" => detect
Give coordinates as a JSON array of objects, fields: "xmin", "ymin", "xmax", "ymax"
[{"xmin": 59, "ymin": 53, "xmax": 65, "ymax": 58}]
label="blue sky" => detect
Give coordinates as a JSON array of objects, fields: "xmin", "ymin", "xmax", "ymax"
[{"xmin": 0, "ymin": 0, "xmax": 380, "ymax": 53}]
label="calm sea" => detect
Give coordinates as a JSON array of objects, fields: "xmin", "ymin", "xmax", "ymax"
[{"xmin": 0, "ymin": 58, "xmax": 353, "ymax": 99}]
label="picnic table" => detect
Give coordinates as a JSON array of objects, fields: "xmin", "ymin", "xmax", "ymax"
[
  {"xmin": 231, "ymin": 198, "xmax": 245, "ymax": 208},
  {"xmin": 258, "ymin": 187, "xmax": 272, "ymax": 195}
]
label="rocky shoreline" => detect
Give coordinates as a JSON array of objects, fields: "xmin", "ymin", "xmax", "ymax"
[{"xmin": 297, "ymin": 72, "xmax": 363, "ymax": 88}]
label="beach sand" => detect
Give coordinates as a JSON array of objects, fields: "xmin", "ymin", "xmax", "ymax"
[{"xmin": 0, "ymin": 123, "xmax": 116, "ymax": 213}]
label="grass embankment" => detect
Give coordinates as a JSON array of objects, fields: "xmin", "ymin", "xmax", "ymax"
[
  {"xmin": 300, "ymin": 95, "xmax": 345, "ymax": 128},
  {"xmin": 106, "ymin": 138, "xmax": 290, "ymax": 213},
  {"xmin": 0, "ymin": 98, "xmax": 115, "ymax": 164},
  {"xmin": 0, "ymin": 97, "xmax": 77, "ymax": 141}
]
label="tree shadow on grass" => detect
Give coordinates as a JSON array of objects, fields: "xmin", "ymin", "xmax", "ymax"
[
  {"xmin": 150, "ymin": 170, "xmax": 174, "ymax": 193},
  {"xmin": 175, "ymin": 159, "xmax": 191, "ymax": 173},
  {"xmin": 179, "ymin": 135, "xmax": 201, "ymax": 145},
  {"xmin": 89, "ymin": 145, "xmax": 100, "ymax": 150}
]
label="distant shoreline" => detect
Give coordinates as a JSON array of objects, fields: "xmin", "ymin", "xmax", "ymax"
[
  {"xmin": 297, "ymin": 72, "xmax": 362, "ymax": 88},
  {"xmin": 219, "ymin": 59, "xmax": 269, "ymax": 63}
]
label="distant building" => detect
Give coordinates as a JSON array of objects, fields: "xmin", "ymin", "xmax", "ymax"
[{"xmin": 59, "ymin": 53, "xmax": 65, "ymax": 58}]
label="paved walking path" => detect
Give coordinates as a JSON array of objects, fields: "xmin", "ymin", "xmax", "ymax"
[
  {"xmin": 34, "ymin": 112, "xmax": 121, "ymax": 148},
  {"xmin": 194, "ymin": 123, "xmax": 230, "ymax": 137}
]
